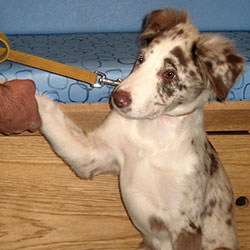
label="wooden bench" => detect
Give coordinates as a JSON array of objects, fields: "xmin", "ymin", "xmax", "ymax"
[{"xmin": 0, "ymin": 101, "xmax": 249, "ymax": 249}]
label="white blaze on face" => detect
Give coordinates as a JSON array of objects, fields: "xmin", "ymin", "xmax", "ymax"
[{"xmin": 115, "ymin": 39, "xmax": 168, "ymax": 116}]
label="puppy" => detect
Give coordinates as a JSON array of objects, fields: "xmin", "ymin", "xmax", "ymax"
[{"xmin": 36, "ymin": 8, "xmax": 243, "ymax": 250}]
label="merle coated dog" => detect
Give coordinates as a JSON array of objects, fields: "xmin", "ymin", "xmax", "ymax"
[{"xmin": 36, "ymin": 8, "xmax": 243, "ymax": 250}]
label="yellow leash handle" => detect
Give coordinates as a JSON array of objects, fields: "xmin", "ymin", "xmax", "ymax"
[{"xmin": 0, "ymin": 32, "xmax": 98, "ymax": 85}]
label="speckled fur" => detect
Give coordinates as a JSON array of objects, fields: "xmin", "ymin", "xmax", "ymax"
[{"xmin": 36, "ymin": 8, "xmax": 243, "ymax": 250}]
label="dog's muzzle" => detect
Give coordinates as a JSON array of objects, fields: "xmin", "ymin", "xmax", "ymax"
[{"xmin": 112, "ymin": 90, "xmax": 132, "ymax": 109}]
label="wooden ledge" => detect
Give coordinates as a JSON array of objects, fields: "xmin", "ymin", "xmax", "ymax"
[
  {"xmin": 1, "ymin": 100, "xmax": 249, "ymax": 137},
  {"xmin": 61, "ymin": 100, "xmax": 250, "ymax": 132},
  {"xmin": 204, "ymin": 101, "xmax": 250, "ymax": 132}
]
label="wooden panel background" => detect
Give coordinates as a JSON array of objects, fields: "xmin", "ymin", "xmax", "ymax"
[{"xmin": 0, "ymin": 101, "xmax": 250, "ymax": 249}]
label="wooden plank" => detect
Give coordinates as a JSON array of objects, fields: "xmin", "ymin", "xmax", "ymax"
[
  {"xmin": 204, "ymin": 101, "xmax": 250, "ymax": 132},
  {"xmin": 0, "ymin": 137, "xmax": 141, "ymax": 250},
  {"xmin": 1, "ymin": 100, "xmax": 249, "ymax": 137},
  {"xmin": 62, "ymin": 101, "xmax": 250, "ymax": 132},
  {"xmin": 0, "ymin": 134, "xmax": 249, "ymax": 249},
  {"xmin": 62, "ymin": 102, "xmax": 110, "ymax": 133}
]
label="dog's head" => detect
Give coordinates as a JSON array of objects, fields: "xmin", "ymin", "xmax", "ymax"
[{"xmin": 112, "ymin": 8, "xmax": 244, "ymax": 119}]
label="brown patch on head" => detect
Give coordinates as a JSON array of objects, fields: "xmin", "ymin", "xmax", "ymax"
[
  {"xmin": 157, "ymin": 67, "xmax": 178, "ymax": 99},
  {"xmin": 205, "ymin": 61, "xmax": 213, "ymax": 72},
  {"xmin": 164, "ymin": 58, "xmax": 177, "ymax": 70},
  {"xmin": 177, "ymin": 29, "xmax": 184, "ymax": 35},
  {"xmin": 170, "ymin": 28, "xmax": 188, "ymax": 40},
  {"xmin": 149, "ymin": 216, "xmax": 168, "ymax": 232},
  {"xmin": 140, "ymin": 8, "xmax": 189, "ymax": 46},
  {"xmin": 159, "ymin": 81, "xmax": 175, "ymax": 98},
  {"xmin": 210, "ymin": 75, "xmax": 228, "ymax": 100},
  {"xmin": 170, "ymin": 46, "xmax": 187, "ymax": 67},
  {"xmin": 174, "ymin": 229, "xmax": 202, "ymax": 250},
  {"xmin": 177, "ymin": 84, "xmax": 187, "ymax": 91},
  {"xmin": 226, "ymin": 53, "xmax": 243, "ymax": 65},
  {"xmin": 153, "ymin": 38, "xmax": 161, "ymax": 44}
]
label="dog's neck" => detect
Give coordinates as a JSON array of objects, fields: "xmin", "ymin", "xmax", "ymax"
[
  {"xmin": 126, "ymin": 106, "xmax": 206, "ymax": 154},
  {"xmin": 164, "ymin": 107, "xmax": 197, "ymax": 117},
  {"xmin": 142, "ymin": 106, "xmax": 205, "ymax": 139}
]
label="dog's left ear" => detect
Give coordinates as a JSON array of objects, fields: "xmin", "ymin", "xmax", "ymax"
[
  {"xmin": 140, "ymin": 8, "xmax": 189, "ymax": 47},
  {"xmin": 192, "ymin": 34, "xmax": 244, "ymax": 100}
]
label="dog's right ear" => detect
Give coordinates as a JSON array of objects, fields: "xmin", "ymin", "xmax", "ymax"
[{"xmin": 140, "ymin": 8, "xmax": 189, "ymax": 47}]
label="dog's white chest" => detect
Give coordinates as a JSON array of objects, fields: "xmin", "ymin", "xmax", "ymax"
[{"xmin": 119, "ymin": 145, "xmax": 197, "ymax": 234}]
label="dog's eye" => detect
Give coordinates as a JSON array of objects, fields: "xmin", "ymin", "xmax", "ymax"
[
  {"xmin": 137, "ymin": 54, "xmax": 144, "ymax": 64},
  {"xmin": 163, "ymin": 71, "xmax": 176, "ymax": 79}
]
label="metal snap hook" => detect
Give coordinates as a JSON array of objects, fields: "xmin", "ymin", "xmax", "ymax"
[{"xmin": 94, "ymin": 71, "xmax": 122, "ymax": 88}]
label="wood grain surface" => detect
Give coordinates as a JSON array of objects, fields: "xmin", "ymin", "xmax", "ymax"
[
  {"xmin": 61, "ymin": 101, "xmax": 250, "ymax": 132},
  {"xmin": 0, "ymin": 101, "xmax": 249, "ymax": 249}
]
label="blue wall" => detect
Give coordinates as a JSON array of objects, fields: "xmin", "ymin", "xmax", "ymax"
[{"xmin": 1, "ymin": 0, "xmax": 250, "ymax": 35}]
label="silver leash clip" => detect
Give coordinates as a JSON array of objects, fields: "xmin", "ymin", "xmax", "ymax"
[{"xmin": 94, "ymin": 71, "xmax": 123, "ymax": 88}]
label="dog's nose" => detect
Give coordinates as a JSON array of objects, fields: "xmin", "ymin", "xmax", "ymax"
[{"xmin": 112, "ymin": 90, "xmax": 132, "ymax": 108}]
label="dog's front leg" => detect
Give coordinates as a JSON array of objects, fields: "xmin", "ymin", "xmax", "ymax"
[{"xmin": 36, "ymin": 95, "xmax": 120, "ymax": 179}]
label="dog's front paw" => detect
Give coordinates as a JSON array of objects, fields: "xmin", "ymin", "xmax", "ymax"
[
  {"xmin": 35, "ymin": 94, "xmax": 57, "ymax": 114},
  {"xmin": 35, "ymin": 94, "xmax": 63, "ymax": 123},
  {"xmin": 35, "ymin": 94, "xmax": 64, "ymax": 133}
]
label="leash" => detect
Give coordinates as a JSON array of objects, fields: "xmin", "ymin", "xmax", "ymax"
[{"xmin": 0, "ymin": 32, "xmax": 122, "ymax": 88}]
